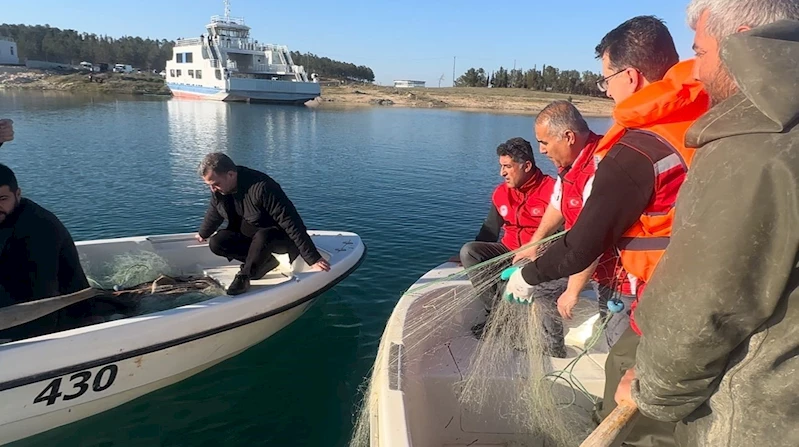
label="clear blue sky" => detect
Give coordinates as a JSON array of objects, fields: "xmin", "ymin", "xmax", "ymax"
[{"xmin": 6, "ymin": 0, "xmax": 696, "ymax": 86}]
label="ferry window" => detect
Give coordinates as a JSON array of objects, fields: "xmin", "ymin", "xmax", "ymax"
[
  {"xmin": 169, "ymin": 69, "xmax": 175, "ymax": 77},
  {"xmin": 10, "ymin": 47, "xmax": 13, "ymax": 55},
  {"xmin": 176, "ymin": 69, "xmax": 182, "ymax": 76},
  {"xmin": 188, "ymin": 69, "xmax": 194, "ymax": 78},
  {"xmin": 176, "ymin": 53, "xmax": 183, "ymax": 63},
  {"xmin": 215, "ymin": 69, "xmax": 221, "ymax": 80},
  {"xmin": 185, "ymin": 53, "xmax": 193, "ymax": 63},
  {"xmin": 196, "ymin": 70, "xmax": 202, "ymax": 79}
]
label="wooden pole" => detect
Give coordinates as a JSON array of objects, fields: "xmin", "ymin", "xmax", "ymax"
[{"xmin": 580, "ymin": 402, "xmax": 639, "ymax": 447}]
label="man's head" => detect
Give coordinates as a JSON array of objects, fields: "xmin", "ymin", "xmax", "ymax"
[
  {"xmin": 534, "ymin": 100, "xmax": 592, "ymax": 169},
  {"xmin": 687, "ymin": 0, "xmax": 799, "ymax": 105},
  {"xmin": 595, "ymin": 16, "xmax": 680, "ymax": 104},
  {"xmin": 496, "ymin": 137, "xmax": 537, "ymax": 189},
  {"xmin": 198, "ymin": 152, "xmax": 238, "ymax": 195},
  {"xmin": 0, "ymin": 163, "xmax": 20, "ymax": 225}
]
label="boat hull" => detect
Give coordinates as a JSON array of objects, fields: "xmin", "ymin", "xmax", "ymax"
[
  {"xmin": 0, "ymin": 231, "xmax": 366, "ymax": 445},
  {"xmin": 167, "ymin": 79, "xmax": 321, "ymax": 104}
]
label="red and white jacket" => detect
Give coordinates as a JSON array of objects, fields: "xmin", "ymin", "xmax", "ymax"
[
  {"xmin": 492, "ymin": 169, "xmax": 555, "ymax": 251},
  {"xmin": 550, "ymin": 132, "xmax": 635, "ymax": 296}
]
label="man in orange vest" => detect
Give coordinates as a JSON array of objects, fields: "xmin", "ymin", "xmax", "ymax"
[
  {"xmin": 613, "ymin": 4, "xmax": 799, "ymax": 446},
  {"xmin": 502, "ymin": 16, "xmax": 709, "ymax": 446}
]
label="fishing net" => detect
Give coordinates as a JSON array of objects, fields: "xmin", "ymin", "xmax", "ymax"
[
  {"xmin": 349, "ymin": 231, "xmax": 628, "ymax": 447},
  {"xmin": 80, "ymin": 251, "xmax": 225, "ymax": 320}
]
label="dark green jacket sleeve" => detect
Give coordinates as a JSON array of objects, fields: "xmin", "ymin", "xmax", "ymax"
[{"xmin": 632, "ymin": 147, "xmax": 799, "ymax": 422}]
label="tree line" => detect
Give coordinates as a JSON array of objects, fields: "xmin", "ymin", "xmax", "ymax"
[
  {"xmin": 289, "ymin": 52, "xmax": 375, "ymax": 83},
  {"xmin": 0, "ymin": 24, "xmax": 174, "ymax": 70},
  {"xmin": 0, "ymin": 24, "xmax": 376, "ymax": 81},
  {"xmin": 454, "ymin": 66, "xmax": 606, "ymax": 97}
]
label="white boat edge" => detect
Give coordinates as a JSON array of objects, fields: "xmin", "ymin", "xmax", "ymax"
[
  {"xmin": 0, "ymin": 230, "xmax": 366, "ymax": 446},
  {"xmin": 365, "ymin": 261, "xmax": 608, "ymax": 447}
]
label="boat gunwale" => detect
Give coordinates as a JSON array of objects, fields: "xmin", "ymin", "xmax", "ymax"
[{"xmin": 0, "ymin": 238, "xmax": 367, "ymax": 393}]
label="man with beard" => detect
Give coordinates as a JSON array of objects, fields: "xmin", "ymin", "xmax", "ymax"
[
  {"xmin": 0, "ymin": 163, "xmax": 91, "ymax": 341},
  {"xmin": 614, "ymin": 2, "xmax": 799, "ymax": 446}
]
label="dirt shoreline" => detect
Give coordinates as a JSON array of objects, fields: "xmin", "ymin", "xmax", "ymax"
[
  {"xmin": 309, "ymin": 84, "xmax": 614, "ymax": 117},
  {"xmin": 0, "ymin": 68, "xmax": 614, "ymax": 116}
]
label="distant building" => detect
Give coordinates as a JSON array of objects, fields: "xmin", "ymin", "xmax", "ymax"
[
  {"xmin": 393, "ymin": 80, "xmax": 425, "ymax": 88},
  {"xmin": 0, "ymin": 37, "xmax": 19, "ymax": 65}
]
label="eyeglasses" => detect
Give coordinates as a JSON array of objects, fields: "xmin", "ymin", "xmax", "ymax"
[{"xmin": 596, "ymin": 68, "xmax": 628, "ymax": 93}]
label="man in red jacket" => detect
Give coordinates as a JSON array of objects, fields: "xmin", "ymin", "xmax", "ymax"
[{"xmin": 457, "ymin": 137, "xmax": 568, "ymax": 356}]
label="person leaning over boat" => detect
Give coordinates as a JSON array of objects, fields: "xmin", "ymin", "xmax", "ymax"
[
  {"xmin": 0, "ymin": 163, "xmax": 92, "ymax": 342},
  {"xmin": 504, "ymin": 16, "xmax": 710, "ymax": 446},
  {"xmin": 454, "ymin": 137, "xmax": 569, "ymax": 357},
  {"xmin": 613, "ymin": 6, "xmax": 799, "ymax": 446},
  {"xmin": 195, "ymin": 153, "xmax": 330, "ymax": 296},
  {"xmin": 517, "ymin": 100, "xmax": 636, "ymax": 351}
]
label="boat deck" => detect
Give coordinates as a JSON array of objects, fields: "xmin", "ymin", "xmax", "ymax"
[{"xmin": 198, "ymin": 254, "xmax": 297, "ymax": 291}]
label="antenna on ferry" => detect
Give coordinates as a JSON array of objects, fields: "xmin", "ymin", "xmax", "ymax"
[{"xmin": 223, "ymin": 0, "xmax": 231, "ymax": 22}]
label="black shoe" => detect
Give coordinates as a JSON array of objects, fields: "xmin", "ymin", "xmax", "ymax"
[
  {"xmin": 227, "ymin": 272, "xmax": 251, "ymax": 295},
  {"xmin": 250, "ymin": 257, "xmax": 280, "ymax": 280}
]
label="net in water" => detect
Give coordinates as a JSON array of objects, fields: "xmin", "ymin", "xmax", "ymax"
[{"xmin": 349, "ymin": 232, "xmax": 623, "ymax": 446}]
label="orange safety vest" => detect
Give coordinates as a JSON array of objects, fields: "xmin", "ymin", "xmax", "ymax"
[{"xmin": 594, "ymin": 59, "xmax": 710, "ymax": 334}]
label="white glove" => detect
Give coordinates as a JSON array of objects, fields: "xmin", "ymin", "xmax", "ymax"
[{"xmin": 501, "ymin": 266, "xmax": 536, "ymax": 304}]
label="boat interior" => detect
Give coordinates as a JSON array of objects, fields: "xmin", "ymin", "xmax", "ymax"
[{"xmin": 391, "ymin": 280, "xmax": 606, "ymax": 447}]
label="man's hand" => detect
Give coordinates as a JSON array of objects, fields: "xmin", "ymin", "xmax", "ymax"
[
  {"xmin": 512, "ymin": 245, "xmax": 538, "ymax": 264},
  {"xmin": 615, "ymin": 367, "xmax": 636, "ymax": 406},
  {"xmin": 195, "ymin": 233, "xmax": 206, "ymax": 243},
  {"xmin": 556, "ymin": 289, "xmax": 580, "ymax": 320},
  {"xmin": 0, "ymin": 119, "xmax": 14, "ymax": 144},
  {"xmin": 311, "ymin": 258, "xmax": 330, "ymax": 272},
  {"xmin": 447, "ymin": 254, "xmax": 461, "ymax": 264},
  {"xmin": 502, "ymin": 266, "xmax": 536, "ymax": 304}
]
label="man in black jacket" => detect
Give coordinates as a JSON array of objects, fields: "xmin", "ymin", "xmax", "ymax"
[
  {"xmin": 0, "ymin": 163, "xmax": 92, "ymax": 341},
  {"xmin": 195, "ymin": 153, "xmax": 329, "ymax": 295}
]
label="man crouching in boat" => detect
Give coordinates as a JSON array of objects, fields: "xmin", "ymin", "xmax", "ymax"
[
  {"xmin": 195, "ymin": 153, "xmax": 330, "ymax": 296},
  {"xmin": 456, "ymin": 137, "xmax": 570, "ymax": 357},
  {"xmin": 0, "ymin": 163, "xmax": 92, "ymax": 341}
]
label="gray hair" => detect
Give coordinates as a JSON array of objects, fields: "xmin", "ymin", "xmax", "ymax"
[
  {"xmin": 198, "ymin": 152, "xmax": 237, "ymax": 177},
  {"xmin": 687, "ymin": 0, "xmax": 799, "ymax": 38},
  {"xmin": 535, "ymin": 100, "xmax": 590, "ymax": 138}
]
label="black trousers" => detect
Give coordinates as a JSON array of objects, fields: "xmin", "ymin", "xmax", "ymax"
[
  {"xmin": 459, "ymin": 241, "xmax": 567, "ymax": 351},
  {"xmin": 208, "ymin": 225, "xmax": 298, "ymax": 278},
  {"xmin": 597, "ymin": 327, "xmax": 677, "ymax": 446}
]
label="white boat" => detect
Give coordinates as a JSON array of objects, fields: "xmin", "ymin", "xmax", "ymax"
[
  {"xmin": 0, "ymin": 230, "xmax": 365, "ymax": 445},
  {"xmin": 364, "ymin": 261, "xmax": 608, "ymax": 447},
  {"xmin": 164, "ymin": 0, "xmax": 321, "ymax": 104}
]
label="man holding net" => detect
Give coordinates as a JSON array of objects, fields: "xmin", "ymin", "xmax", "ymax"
[
  {"xmin": 456, "ymin": 137, "xmax": 570, "ymax": 357},
  {"xmin": 196, "ymin": 153, "xmax": 330, "ymax": 296},
  {"xmin": 513, "ymin": 100, "xmax": 636, "ymax": 351},
  {"xmin": 503, "ymin": 16, "xmax": 710, "ymax": 446},
  {"xmin": 613, "ymin": 3, "xmax": 799, "ymax": 446}
]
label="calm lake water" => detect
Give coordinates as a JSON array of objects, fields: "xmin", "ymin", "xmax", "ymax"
[{"xmin": 0, "ymin": 90, "xmax": 611, "ymax": 447}]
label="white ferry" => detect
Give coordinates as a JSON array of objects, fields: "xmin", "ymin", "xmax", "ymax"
[{"xmin": 165, "ymin": 0, "xmax": 320, "ymax": 104}]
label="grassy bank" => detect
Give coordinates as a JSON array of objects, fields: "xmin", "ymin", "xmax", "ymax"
[
  {"xmin": 0, "ymin": 70, "xmax": 171, "ymax": 96},
  {"xmin": 313, "ymin": 83, "xmax": 614, "ymax": 117}
]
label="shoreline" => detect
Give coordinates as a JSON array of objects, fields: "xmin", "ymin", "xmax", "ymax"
[
  {"xmin": 0, "ymin": 68, "xmax": 614, "ymax": 117},
  {"xmin": 310, "ymin": 84, "xmax": 614, "ymax": 117}
]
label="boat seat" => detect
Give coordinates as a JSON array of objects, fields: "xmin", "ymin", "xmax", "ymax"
[{"xmin": 196, "ymin": 252, "xmax": 306, "ymax": 290}]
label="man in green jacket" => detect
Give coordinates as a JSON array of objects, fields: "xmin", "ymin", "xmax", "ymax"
[{"xmin": 614, "ymin": 4, "xmax": 799, "ymax": 446}]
